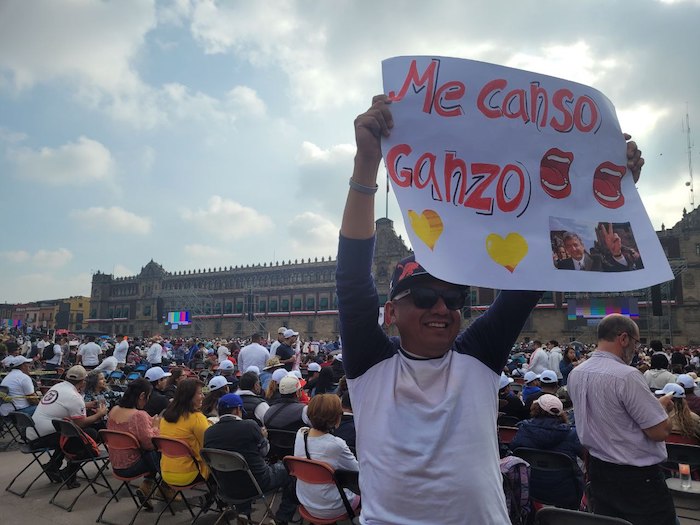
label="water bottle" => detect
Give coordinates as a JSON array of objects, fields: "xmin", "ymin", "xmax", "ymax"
[{"xmin": 680, "ymin": 463, "xmax": 692, "ymax": 490}]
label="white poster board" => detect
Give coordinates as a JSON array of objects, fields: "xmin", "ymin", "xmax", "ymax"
[{"xmin": 381, "ymin": 56, "xmax": 673, "ymax": 292}]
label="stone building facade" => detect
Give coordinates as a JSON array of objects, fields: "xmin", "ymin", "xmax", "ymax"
[{"xmin": 87, "ymin": 211, "xmax": 700, "ymax": 345}]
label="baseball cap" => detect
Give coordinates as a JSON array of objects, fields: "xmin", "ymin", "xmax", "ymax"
[
  {"xmin": 277, "ymin": 327, "xmax": 288, "ymax": 335},
  {"xmin": 272, "ymin": 368, "xmax": 289, "ymax": 383},
  {"xmin": 539, "ymin": 370, "xmax": 558, "ymax": 384},
  {"xmin": 499, "ymin": 372, "xmax": 515, "ymax": 390},
  {"xmin": 218, "ymin": 360, "xmax": 234, "ymax": 370},
  {"xmin": 535, "ymin": 394, "xmax": 564, "ymax": 415},
  {"xmin": 66, "ymin": 365, "xmax": 88, "ymax": 381},
  {"xmin": 245, "ymin": 365, "xmax": 260, "ymax": 374},
  {"xmin": 307, "ymin": 362, "xmax": 321, "ymax": 373},
  {"xmin": 283, "ymin": 329, "xmax": 299, "ymax": 338},
  {"xmin": 279, "ymin": 375, "xmax": 301, "ymax": 395},
  {"xmin": 208, "ymin": 376, "xmax": 229, "ymax": 392},
  {"xmin": 655, "ymin": 383, "xmax": 686, "ymax": 398},
  {"xmin": 145, "ymin": 367, "xmax": 172, "ymax": 382},
  {"xmin": 11, "ymin": 356, "xmax": 32, "ymax": 367},
  {"xmin": 388, "ymin": 255, "xmax": 466, "ymax": 300},
  {"xmin": 218, "ymin": 393, "xmax": 244, "ymax": 411},
  {"xmin": 523, "ymin": 371, "xmax": 540, "ymax": 384},
  {"xmin": 677, "ymin": 374, "xmax": 696, "ymax": 390}
]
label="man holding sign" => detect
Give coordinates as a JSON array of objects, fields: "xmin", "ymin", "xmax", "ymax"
[{"xmin": 337, "ymin": 93, "xmax": 644, "ymax": 524}]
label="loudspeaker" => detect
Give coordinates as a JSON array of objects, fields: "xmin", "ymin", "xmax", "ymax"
[{"xmin": 651, "ymin": 285, "xmax": 662, "ymax": 316}]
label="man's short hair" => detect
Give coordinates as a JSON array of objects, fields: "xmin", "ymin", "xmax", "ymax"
[
  {"xmin": 239, "ymin": 371, "xmax": 259, "ymax": 391},
  {"xmin": 549, "ymin": 340, "xmax": 559, "ymax": 347},
  {"xmin": 251, "ymin": 333, "xmax": 261, "ymax": 343},
  {"xmin": 650, "ymin": 340, "xmax": 663, "ymax": 352},
  {"xmin": 562, "ymin": 232, "xmax": 582, "ymax": 245},
  {"xmin": 597, "ymin": 314, "xmax": 638, "ymax": 342},
  {"xmin": 532, "ymin": 340, "xmax": 542, "ymax": 347}
]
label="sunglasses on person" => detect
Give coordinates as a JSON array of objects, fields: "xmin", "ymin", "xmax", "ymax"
[{"xmin": 392, "ymin": 286, "xmax": 467, "ymax": 310}]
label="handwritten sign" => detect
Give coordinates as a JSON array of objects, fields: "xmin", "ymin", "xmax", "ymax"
[{"xmin": 381, "ymin": 56, "xmax": 673, "ymax": 292}]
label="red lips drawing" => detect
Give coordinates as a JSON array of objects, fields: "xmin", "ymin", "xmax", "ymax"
[
  {"xmin": 593, "ymin": 161, "xmax": 627, "ymax": 209},
  {"xmin": 540, "ymin": 148, "xmax": 574, "ymax": 199}
]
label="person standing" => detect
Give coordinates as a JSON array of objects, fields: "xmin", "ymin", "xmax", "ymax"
[
  {"xmin": 113, "ymin": 335, "xmax": 129, "ymax": 367},
  {"xmin": 147, "ymin": 338, "xmax": 164, "ymax": 366},
  {"xmin": 547, "ymin": 340, "xmax": 564, "ymax": 381},
  {"xmin": 270, "ymin": 327, "xmax": 287, "ymax": 357},
  {"xmin": 238, "ymin": 334, "xmax": 270, "ymax": 373},
  {"xmin": 568, "ymin": 314, "xmax": 676, "ymax": 525},
  {"xmin": 528, "ymin": 340, "xmax": 549, "ymax": 375},
  {"xmin": 77, "ymin": 336, "xmax": 102, "ymax": 369}
]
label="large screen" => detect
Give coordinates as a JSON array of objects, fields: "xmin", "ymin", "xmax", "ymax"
[
  {"xmin": 567, "ymin": 297, "xmax": 638, "ymax": 326},
  {"xmin": 166, "ymin": 311, "xmax": 191, "ymax": 325}
]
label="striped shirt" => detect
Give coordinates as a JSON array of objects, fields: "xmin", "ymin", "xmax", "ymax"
[{"xmin": 568, "ymin": 350, "xmax": 668, "ymax": 466}]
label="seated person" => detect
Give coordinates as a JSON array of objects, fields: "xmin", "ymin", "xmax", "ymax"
[
  {"xmin": 0, "ymin": 356, "xmax": 40, "ymax": 417},
  {"xmin": 106, "ymin": 378, "xmax": 161, "ymax": 504},
  {"xmin": 265, "ymin": 368, "xmax": 289, "ymax": 402},
  {"xmin": 143, "ymin": 367, "xmax": 171, "ymax": 417},
  {"xmin": 498, "ymin": 372, "xmax": 528, "ymax": 421},
  {"xmin": 203, "ymin": 393, "xmax": 297, "ymax": 524},
  {"xmin": 655, "ymin": 383, "xmax": 700, "ymax": 442},
  {"xmin": 264, "ymin": 376, "xmax": 308, "ymax": 432},
  {"xmin": 235, "ymin": 371, "xmax": 270, "ymax": 427},
  {"xmin": 294, "ymin": 394, "xmax": 360, "ymax": 520},
  {"xmin": 159, "ymin": 379, "xmax": 210, "ymax": 487},
  {"xmin": 333, "ymin": 391, "xmax": 356, "ymax": 449},
  {"xmin": 509, "ymin": 394, "xmax": 584, "ymax": 508},
  {"xmin": 202, "ymin": 376, "xmax": 229, "ymax": 422},
  {"xmin": 521, "ymin": 371, "xmax": 542, "ymax": 407},
  {"xmin": 84, "ymin": 370, "xmax": 121, "ymax": 411}
]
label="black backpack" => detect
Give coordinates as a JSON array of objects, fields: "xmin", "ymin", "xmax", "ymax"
[{"xmin": 42, "ymin": 343, "xmax": 55, "ymax": 361}]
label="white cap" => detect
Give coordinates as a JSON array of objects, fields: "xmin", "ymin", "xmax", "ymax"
[
  {"xmin": 307, "ymin": 362, "xmax": 321, "ymax": 372},
  {"xmin": 272, "ymin": 369, "xmax": 289, "ymax": 383},
  {"xmin": 524, "ymin": 371, "xmax": 540, "ymax": 384},
  {"xmin": 208, "ymin": 376, "xmax": 229, "ymax": 392},
  {"xmin": 145, "ymin": 367, "xmax": 172, "ymax": 382},
  {"xmin": 539, "ymin": 370, "xmax": 558, "ymax": 384},
  {"xmin": 499, "ymin": 372, "xmax": 514, "ymax": 390},
  {"xmin": 11, "ymin": 356, "xmax": 32, "ymax": 367},
  {"xmin": 218, "ymin": 360, "xmax": 234, "ymax": 370},
  {"xmin": 655, "ymin": 383, "xmax": 685, "ymax": 398},
  {"xmin": 283, "ymin": 329, "xmax": 299, "ymax": 338},
  {"xmin": 677, "ymin": 374, "xmax": 696, "ymax": 390},
  {"xmin": 245, "ymin": 365, "xmax": 260, "ymax": 374},
  {"xmin": 279, "ymin": 376, "xmax": 301, "ymax": 394}
]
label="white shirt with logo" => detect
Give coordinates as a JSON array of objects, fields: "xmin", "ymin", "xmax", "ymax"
[{"xmin": 28, "ymin": 381, "xmax": 86, "ymax": 439}]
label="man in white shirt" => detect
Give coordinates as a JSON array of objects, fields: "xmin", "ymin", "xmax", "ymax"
[
  {"xmin": 217, "ymin": 342, "xmax": 231, "ymax": 364},
  {"xmin": 45, "ymin": 339, "xmax": 64, "ymax": 371},
  {"xmin": 528, "ymin": 340, "xmax": 550, "ymax": 375},
  {"xmin": 94, "ymin": 354, "xmax": 118, "ymax": 374},
  {"xmin": 77, "ymin": 336, "xmax": 102, "ymax": 369},
  {"xmin": 547, "ymin": 340, "xmax": 564, "ymax": 380},
  {"xmin": 269, "ymin": 327, "xmax": 287, "ymax": 357},
  {"xmin": 113, "ymin": 334, "xmax": 129, "ymax": 366},
  {"xmin": 0, "ymin": 356, "xmax": 39, "ymax": 416},
  {"xmin": 238, "ymin": 333, "xmax": 270, "ymax": 373},
  {"xmin": 147, "ymin": 339, "xmax": 164, "ymax": 365},
  {"xmin": 28, "ymin": 365, "xmax": 108, "ymax": 486}
]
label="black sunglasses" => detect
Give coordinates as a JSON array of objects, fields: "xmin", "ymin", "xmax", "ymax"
[{"xmin": 393, "ymin": 286, "xmax": 467, "ymax": 310}]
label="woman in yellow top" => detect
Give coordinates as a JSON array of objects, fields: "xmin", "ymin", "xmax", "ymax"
[{"xmin": 159, "ymin": 378, "xmax": 210, "ymax": 486}]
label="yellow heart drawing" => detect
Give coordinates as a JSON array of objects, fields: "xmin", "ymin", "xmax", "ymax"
[
  {"xmin": 408, "ymin": 209, "xmax": 443, "ymax": 250},
  {"xmin": 485, "ymin": 232, "xmax": 529, "ymax": 273}
]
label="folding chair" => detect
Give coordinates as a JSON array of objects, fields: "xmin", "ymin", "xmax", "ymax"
[
  {"xmin": 535, "ymin": 506, "xmax": 633, "ymax": 524},
  {"xmin": 97, "ymin": 429, "xmax": 162, "ymax": 525},
  {"xmin": 134, "ymin": 364, "xmax": 148, "ymax": 374},
  {"xmin": 125, "ymin": 372, "xmax": 141, "ymax": 382},
  {"xmin": 0, "ymin": 385, "xmax": 21, "ymax": 450},
  {"xmin": 664, "ymin": 442, "xmax": 700, "ymax": 479},
  {"xmin": 152, "ymin": 436, "xmax": 212, "ymax": 525},
  {"xmin": 498, "ymin": 425, "xmax": 519, "ymax": 445},
  {"xmin": 283, "ymin": 455, "xmax": 358, "ymax": 524},
  {"xmin": 5, "ymin": 411, "xmax": 56, "ymax": 497},
  {"xmin": 513, "ymin": 447, "xmax": 583, "ymax": 511},
  {"xmin": 49, "ymin": 419, "xmax": 115, "ymax": 512},
  {"xmin": 108, "ymin": 370, "xmax": 126, "ymax": 384},
  {"xmin": 200, "ymin": 448, "xmax": 278, "ymax": 525},
  {"xmin": 266, "ymin": 429, "xmax": 297, "ymax": 461}
]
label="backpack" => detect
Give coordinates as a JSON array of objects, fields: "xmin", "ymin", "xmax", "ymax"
[
  {"xmin": 500, "ymin": 455, "xmax": 532, "ymax": 525},
  {"xmin": 42, "ymin": 343, "xmax": 55, "ymax": 361},
  {"xmin": 58, "ymin": 420, "xmax": 101, "ymax": 460}
]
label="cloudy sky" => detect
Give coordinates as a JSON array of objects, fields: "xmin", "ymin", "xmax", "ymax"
[{"xmin": 1, "ymin": 0, "xmax": 699, "ymax": 303}]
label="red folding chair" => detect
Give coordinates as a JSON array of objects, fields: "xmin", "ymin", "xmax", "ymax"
[
  {"xmin": 498, "ymin": 425, "xmax": 519, "ymax": 445},
  {"xmin": 97, "ymin": 429, "xmax": 162, "ymax": 525},
  {"xmin": 283, "ymin": 456, "xmax": 359, "ymax": 524},
  {"xmin": 152, "ymin": 436, "xmax": 211, "ymax": 525}
]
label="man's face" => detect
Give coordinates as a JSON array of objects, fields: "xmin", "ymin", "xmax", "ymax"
[
  {"xmin": 387, "ymin": 278, "xmax": 463, "ymax": 358},
  {"xmin": 621, "ymin": 330, "xmax": 640, "ymax": 365},
  {"xmin": 564, "ymin": 237, "xmax": 585, "ymax": 261}
]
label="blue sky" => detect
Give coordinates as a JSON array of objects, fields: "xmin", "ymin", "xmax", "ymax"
[{"xmin": 1, "ymin": 0, "xmax": 699, "ymax": 302}]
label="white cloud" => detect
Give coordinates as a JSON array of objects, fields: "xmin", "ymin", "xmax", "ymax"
[
  {"xmin": 184, "ymin": 244, "xmax": 224, "ymax": 258},
  {"xmin": 616, "ymin": 104, "xmax": 671, "ymax": 142},
  {"xmin": 226, "ymin": 86, "xmax": 266, "ymax": 118},
  {"xmin": 0, "ymin": 250, "xmax": 30, "ymax": 263},
  {"xmin": 0, "ymin": 127, "xmax": 27, "ymax": 144},
  {"xmin": 113, "ymin": 264, "xmax": 134, "ymax": 278},
  {"xmin": 70, "ymin": 206, "xmax": 152, "ymax": 235},
  {"xmin": 0, "ymin": 248, "xmax": 72, "ymax": 268},
  {"xmin": 287, "ymin": 212, "xmax": 339, "ymax": 255},
  {"xmin": 10, "ymin": 136, "xmax": 115, "ymax": 185},
  {"xmin": 11, "ymin": 272, "xmax": 91, "ymax": 302},
  {"xmin": 182, "ymin": 196, "xmax": 274, "ymax": 240}
]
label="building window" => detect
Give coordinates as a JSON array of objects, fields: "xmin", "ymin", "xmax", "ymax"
[
  {"xmin": 281, "ymin": 299, "xmax": 290, "ymax": 311},
  {"xmin": 306, "ymin": 298, "xmax": 315, "ymax": 310},
  {"xmin": 143, "ymin": 305, "xmax": 151, "ymax": 316},
  {"xmin": 225, "ymin": 302, "xmax": 233, "ymax": 314},
  {"xmin": 293, "ymin": 298, "xmax": 302, "ymax": 311},
  {"xmin": 269, "ymin": 300, "xmax": 278, "ymax": 312},
  {"xmin": 214, "ymin": 303, "xmax": 222, "ymax": 314},
  {"xmin": 123, "ymin": 307, "xmax": 129, "ymax": 318},
  {"xmin": 696, "ymin": 243, "xmax": 700, "ymax": 256},
  {"xmin": 258, "ymin": 300, "xmax": 267, "ymax": 312},
  {"xmin": 319, "ymin": 297, "xmax": 329, "ymax": 309},
  {"xmin": 235, "ymin": 302, "xmax": 244, "ymax": 313}
]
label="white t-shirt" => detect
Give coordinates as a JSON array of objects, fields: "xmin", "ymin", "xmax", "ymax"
[
  {"xmin": 94, "ymin": 356, "xmax": 118, "ymax": 373},
  {"xmin": 113, "ymin": 340, "xmax": 129, "ymax": 364},
  {"xmin": 78, "ymin": 342, "xmax": 102, "ymax": 367},
  {"xmin": 217, "ymin": 345, "xmax": 231, "ymax": 364},
  {"xmin": 269, "ymin": 340, "xmax": 282, "ymax": 357},
  {"xmin": 147, "ymin": 343, "xmax": 163, "ymax": 364},
  {"xmin": 46, "ymin": 344, "xmax": 63, "ymax": 365},
  {"xmin": 0, "ymin": 369, "xmax": 35, "ymax": 416},
  {"xmin": 238, "ymin": 343, "xmax": 270, "ymax": 373},
  {"xmin": 293, "ymin": 429, "xmax": 359, "ymax": 519},
  {"xmin": 28, "ymin": 381, "xmax": 86, "ymax": 439}
]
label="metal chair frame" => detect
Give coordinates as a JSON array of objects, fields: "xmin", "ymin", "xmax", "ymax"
[
  {"xmin": 512, "ymin": 447, "xmax": 583, "ymax": 510},
  {"xmin": 535, "ymin": 506, "xmax": 633, "ymax": 524},
  {"xmin": 5, "ymin": 411, "xmax": 56, "ymax": 497}
]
